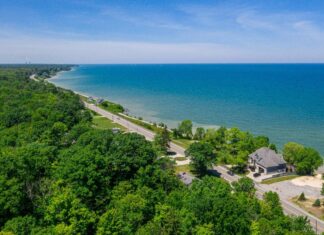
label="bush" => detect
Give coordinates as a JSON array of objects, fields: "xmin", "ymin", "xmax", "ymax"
[
  {"xmin": 101, "ymin": 101, "xmax": 124, "ymax": 113},
  {"xmin": 312, "ymin": 199, "xmax": 321, "ymax": 207},
  {"xmin": 298, "ymin": 192, "xmax": 306, "ymax": 201}
]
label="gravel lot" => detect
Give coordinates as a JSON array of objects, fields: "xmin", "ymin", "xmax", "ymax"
[{"xmin": 263, "ymin": 179, "xmax": 323, "ymax": 199}]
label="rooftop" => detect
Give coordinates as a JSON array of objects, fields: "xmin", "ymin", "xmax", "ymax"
[{"xmin": 249, "ymin": 147, "xmax": 286, "ymax": 168}]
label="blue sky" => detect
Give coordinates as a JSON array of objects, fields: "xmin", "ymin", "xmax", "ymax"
[{"xmin": 1, "ymin": 0, "xmax": 324, "ymax": 63}]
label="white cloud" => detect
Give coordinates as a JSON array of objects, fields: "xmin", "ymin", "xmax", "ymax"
[
  {"xmin": 293, "ymin": 20, "xmax": 324, "ymax": 41},
  {"xmin": 1, "ymin": 1, "xmax": 324, "ymax": 64},
  {"xmin": 0, "ymin": 38, "xmax": 236, "ymax": 63},
  {"xmin": 236, "ymin": 11, "xmax": 277, "ymax": 31},
  {"xmin": 1, "ymin": 37, "xmax": 323, "ymax": 64},
  {"xmin": 100, "ymin": 6, "xmax": 189, "ymax": 30}
]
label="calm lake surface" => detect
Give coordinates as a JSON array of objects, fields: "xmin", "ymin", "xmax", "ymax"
[{"xmin": 51, "ymin": 64, "xmax": 324, "ymax": 153}]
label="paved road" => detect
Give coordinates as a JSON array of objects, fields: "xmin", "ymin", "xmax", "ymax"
[
  {"xmin": 30, "ymin": 74, "xmax": 38, "ymax": 81},
  {"xmin": 85, "ymin": 101, "xmax": 324, "ymax": 233},
  {"xmin": 214, "ymin": 165, "xmax": 324, "ymax": 234},
  {"xmin": 84, "ymin": 102, "xmax": 185, "ymax": 156}
]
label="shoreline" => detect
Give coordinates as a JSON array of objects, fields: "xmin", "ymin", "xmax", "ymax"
[
  {"xmin": 48, "ymin": 69, "xmax": 92, "ymax": 99},
  {"xmin": 48, "ymin": 70, "xmax": 221, "ymax": 131},
  {"xmin": 46, "ymin": 67, "xmax": 324, "ymax": 156}
]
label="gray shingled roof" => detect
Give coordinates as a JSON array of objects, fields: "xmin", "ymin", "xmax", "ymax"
[{"xmin": 249, "ymin": 147, "xmax": 286, "ymax": 168}]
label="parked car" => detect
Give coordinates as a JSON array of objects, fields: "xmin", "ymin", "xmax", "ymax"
[
  {"xmin": 253, "ymin": 172, "xmax": 260, "ymax": 177},
  {"xmin": 227, "ymin": 171, "xmax": 234, "ymax": 176}
]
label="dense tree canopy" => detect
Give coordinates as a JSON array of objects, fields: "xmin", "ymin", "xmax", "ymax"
[{"xmin": 283, "ymin": 142, "xmax": 323, "ymax": 175}]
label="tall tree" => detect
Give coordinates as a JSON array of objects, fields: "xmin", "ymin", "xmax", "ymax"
[
  {"xmin": 283, "ymin": 142, "xmax": 322, "ymax": 175},
  {"xmin": 283, "ymin": 142, "xmax": 304, "ymax": 165},
  {"xmin": 185, "ymin": 142, "xmax": 216, "ymax": 177},
  {"xmin": 194, "ymin": 127, "xmax": 205, "ymax": 140},
  {"xmin": 178, "ymin": 120, "xmax": 193, "ymax": 139},
  {"xmin": 153, "ymin": 126, "xmax": 170, "ymax": 155},
  {"xmin": 232, "ymin": 177, "xmax": 256, "ymax": 197}
]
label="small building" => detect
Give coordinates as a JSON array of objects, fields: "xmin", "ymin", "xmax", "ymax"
[
  {"xmin": 248, "ymin": 147, "xmax": 286, "ymax": 174},
  {"xmin": 96, "ymin": 98, "xmax": 104, "ymax": 104},
  {"xmin": 88, "ymin": 96, "xmax": 95, "ymax": 102}
]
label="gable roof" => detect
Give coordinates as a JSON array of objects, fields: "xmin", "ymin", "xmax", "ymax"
[{"xmin": 249, "ymin": 147, "xmax": 286, "ymax": 168}]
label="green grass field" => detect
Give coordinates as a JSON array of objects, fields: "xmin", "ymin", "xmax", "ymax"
[
  {"xmin": 174, "ymin": 164, "xmax": 191, "ymax": 174},
  {"xmin": 120, "ymin": 114, "xmax": 162, "ymax": 132},
  {"xmin": 171, "ymin": 138, "xmax": 194, "ymax": 149},
  {"xmin": 92, "ymin": 116, "xmax": 126, "ymax": 131},
  {"xmin": 174, "ymin": 156, "xmax": 188, "ymax": 161},
  {"xmin": 261, "ymin": 175, "xmax": 298, "ymax": 184}
]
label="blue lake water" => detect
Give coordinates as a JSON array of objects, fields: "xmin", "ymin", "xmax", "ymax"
[{"xmin": 51, "ymin": 64, "xmax": 324, "ymax": 153}]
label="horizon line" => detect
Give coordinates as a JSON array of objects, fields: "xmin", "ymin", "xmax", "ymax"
[{"xmin": 1, "ymin": 62, "xmax": 324, "ymax": 65}]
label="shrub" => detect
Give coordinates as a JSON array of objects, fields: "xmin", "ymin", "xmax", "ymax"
[
  {"xmin": 298, "ymin": 192, "xmax": 306, "ymax": 201},
  {"xmin": 313, "ymin": 199, "xmax": 321, "ymax": 207}
]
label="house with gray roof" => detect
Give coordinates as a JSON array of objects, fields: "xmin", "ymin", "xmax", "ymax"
[{"xmin": 248, "ymin": 147, "xmax": 287, "ymax": 174}]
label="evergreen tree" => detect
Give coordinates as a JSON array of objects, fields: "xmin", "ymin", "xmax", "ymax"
[
  {"xmin": 313, "ymin": 199, "xmax": 321, "ymax": 207},
  {"xmin": 298, "ymin": 192, "xmax": 306, "ymax": 201}
]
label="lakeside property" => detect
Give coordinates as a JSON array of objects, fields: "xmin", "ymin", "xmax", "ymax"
[
  {"xmin": 81, "ymin": 85, "xmax": 324, "ymax": 229},
  {"xmin": 51, "ymin": 64, "xmax": 324, "ymax": 155},
  {"xmin": 66, "ymin": 69, "xmax": 324, "ymax": 230},
  {"xmin": 48, "ymin": 69, "xmax": 324, "ymax": 177},
  {"xmin": 2, "ymin": 0, "xmax": 324, "ymax": 233}
]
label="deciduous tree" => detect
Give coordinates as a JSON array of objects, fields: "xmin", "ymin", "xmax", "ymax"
[
  {"xmin": 185, "ymin": 142, "xmax": 215, "ymax": 177},
  {"xmin": 178, "ymin": 120, "xmax": 193, "ymax": 139}
]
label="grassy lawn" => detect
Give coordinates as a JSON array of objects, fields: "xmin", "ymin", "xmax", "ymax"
[
  {"xmin": 291, "ymin": 197, "xmax": 324, "ymax": 220},
  {"xmin": 99, "ymin": 102, "xmax": 124, "ymax": 114},
  {"xmin": 171, "ymin": 138, "xmax": 194, "ymax": 149},
  {"xmin": 261, "ymin": 175, "xmax": 299, "ymax": 184},
  {"xmin": 78, "ymin": 94, "xmax": 89, "ymax": 102},
  {"xmin": 236, "ymin": 172, "xmax": 250, "ymax": 177},
  {"xmin": 174, "ymin": 156, "xmax": 187, "ymax": 161},
  {"xmin": 92, "ymin": 116, "xmax": 126, "ymax": 131},
  {"xmin": 120, "ymin": 114, "xmax": 161, "ymax": 132},
  {"xmin": 175, "ymin": 164, "xmax": 191, "ymax": 174}
]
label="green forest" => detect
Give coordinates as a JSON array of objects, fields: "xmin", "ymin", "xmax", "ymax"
[{"xmin": 0, "ymin": 66, "xmax": 317, "ymax": 234}]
